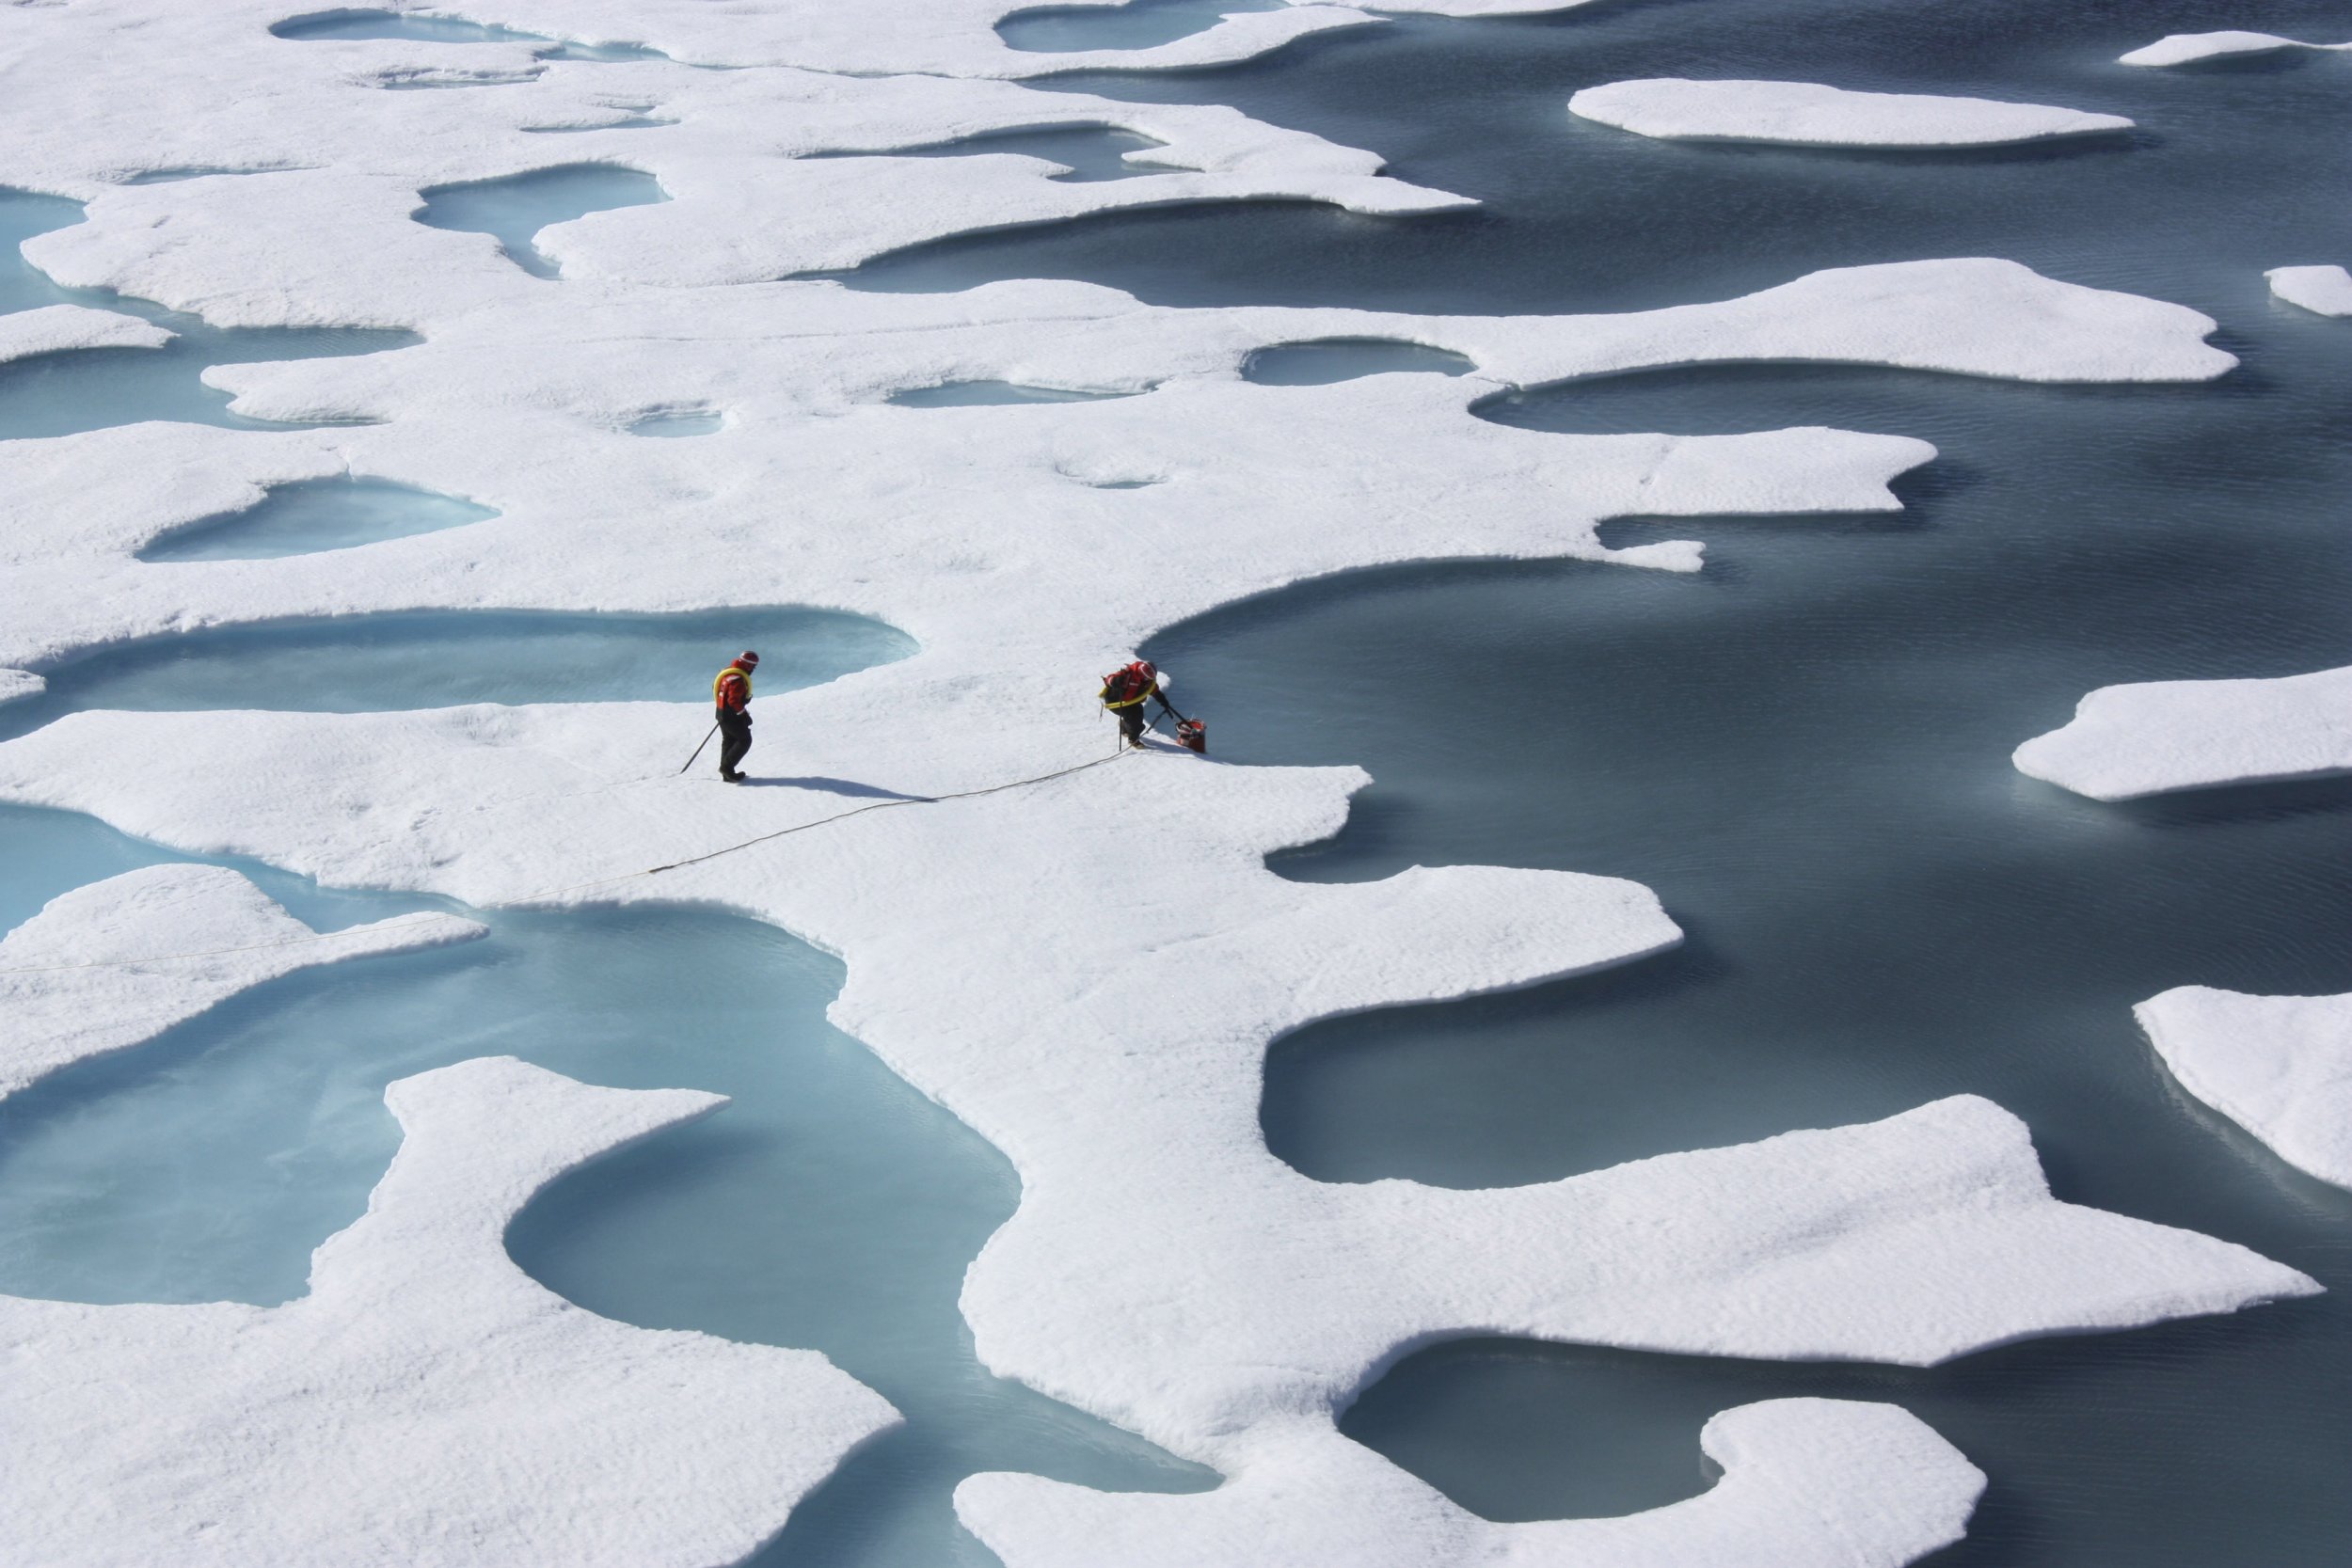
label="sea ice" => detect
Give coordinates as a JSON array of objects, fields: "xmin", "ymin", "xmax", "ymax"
[
  {"xmin": 0, "ymin": 303, "xmax": 172, "ymax": 367},
  {"xmin": 0, "ymin": 671, "xmax": 41, "ymax": 709},
  {"xmin": 1568, "ymin": 78, "xmax": 2133, "ymax": 148},
  {"xmin": 2013, "ymin": 664, "xmax": 2352, "ymax": 800},
  {"xmin": 963, "ymin": 1399, "xmax": 1983, "ymax": 1568},
  {"xmin": 2267, "ymin": 263, "xmax": 2352, "ymax": 317},
  {"xmin": 0, "ymin": 2, "xmax": 2318, "ymax": 1559},
  {"xmin": 2137, "ymin": 987, "xmax": 2352, "ymax": 1190},
  {"xmin": 0, "ymin": 705, "xmax": 2317, "ymax": 1568},
  {"xmin": 0, "ymin": 1054, "xmax": 898, "ymax": 1566},
  {"xmin": 0, "ymin": 863, "xmax": 478, "ymax": 1099},
  {"xmin": 2119, "ymin": 30, "xmax": 2352, "ymax": 68}
]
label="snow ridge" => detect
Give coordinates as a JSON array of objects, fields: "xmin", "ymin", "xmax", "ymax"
[
  {"xmin": 2120, "ymin": 30, "xmax": 2352, "ymax": 69},
  {"xmin": 2014, "ymin": 665, "xmax": 2352, "ymax": 800},
  {"xmin": 2137, "ymin": 987, "xmax": 2352, "ymax": 1190},
  {"xmin": 1569, "ymin": 78, "xmax": 2132, "ymax": 148}
]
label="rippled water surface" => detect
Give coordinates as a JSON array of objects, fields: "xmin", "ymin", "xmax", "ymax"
[
  {"xmin": 0, "ymin": 607, "xmax": 913, "ymax": 745},
  {"xmin": 7, "ymin": 0, "xmax": 2352, "ymax": 1563},
  {"xmin": 414, "ymin": 165, "xmax": 667, "ymax": 278},
  {"xmin": 0, "ymin": 187, "xmax": 418, "ymax": 437}
]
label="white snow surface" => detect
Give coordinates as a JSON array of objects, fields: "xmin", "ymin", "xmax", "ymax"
[
  {"xmin": 2120, "ymin": 30, "xmax": 2352, "ymax": 67},
  {"xmin": 0, "ymin": 1, "xmax": 2312, "ymax": 1562},
  {"xmin": 2268, "ymin": 263, "xmax": 2352, "ymax": 316},
  {"xmin": 0, "ymin": 863, "xmax": 480, "ymax": 1099},
  {"xmin": 0, "ymin": 1053, "xmax": 900, "ymax": 1566},
  {"xmin": 2014, "ymin": 664, "xmax": 2352, "ymax": 799},
  {"xmin": 0, "ymin": 669, "xmax": 40, "ymax": 708},
  {"xmin": 963, "ymin": 1399, "xmax": 1984, "ymax": 1568},
  {"xmin": 0, "ymin": 303, "xmax": 171, "ymax": 367},
  {"xmin": 2137, "ymin": 987, "xmax": 2352, "ymax": 1190},
  {"xmin": 1568, "ymin": 78, "xmax": 2132, "ymax": 147}
]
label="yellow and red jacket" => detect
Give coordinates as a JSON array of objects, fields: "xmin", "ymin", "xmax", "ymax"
[
  {"xmin": 714, "ymin": 664, "xmax": 753, "ymax": 713},
  {"xmin": 1100, "ymin": 663, "xmax": 1157, "ymax": 709}
]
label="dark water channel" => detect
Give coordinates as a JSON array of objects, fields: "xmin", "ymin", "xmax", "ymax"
[
  {"xmin": 1104, "ymin": 6, "xmax": 2352, "ymax": 1556},
  {"xmin": 839, "ymin": 0, "xmax": 2352, "ymax": 315}
]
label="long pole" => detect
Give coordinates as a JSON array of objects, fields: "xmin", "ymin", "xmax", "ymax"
[{"xmin": 678, "ymin": 722, "xmax": 719, "ymax": 775}]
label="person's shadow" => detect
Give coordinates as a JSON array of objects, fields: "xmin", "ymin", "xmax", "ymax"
[{"xmin": 746, "ymin": 775, "xmax": 935, "ymax": 801}]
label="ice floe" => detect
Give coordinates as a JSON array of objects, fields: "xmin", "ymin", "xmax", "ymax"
[
  {"xmin": 2013, "ymin": 665, "xmax": 2352, "ymax": 799},
  {"xmin": 1568, "ymin": 79, "xmax": 2133, "ymax": 148},
  {"xmin": 2137, "ymin": 987, "xmax": 2352, "ymax": 1190},
  {"xmin": 2268, "ymin": 263, "xmax": 2352, "ymax": 317},
  {"xmin": 2120, "ymin": 30, "xmax": 2352, "ymax": 68},
  {"xmin": 0, "ymin": 1053, "xmax": 898, "ymax": 1566},
  {"xmin": 0, "ymin": 705, "xmax": 2317, "ymax": 1566},
  {"xmin": 0, "ymin": 863, "xmax": 478, "ymax": 1099},
  {"xmin": 963, "ymin": 1399, "xmax": 1983, "ymax": 1568},
  {"xmin": 0, "ymin": 303, "xmax": 171, "ymax": 367},
  {"xmin": 0, "ymin": 260, "xmax": 2229, "ymax": 669},
  {"xmin": 0, "ymin": 671, "xmax": 40, "ymax": 709}
]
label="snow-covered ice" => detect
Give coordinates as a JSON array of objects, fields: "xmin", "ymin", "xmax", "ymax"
[
  {"xmin": 2013, "ymin": 664, "xmax": 2352, "ymax": 800},
  {"xmin": 0, "ymin": 1054, "xmax": 900, "ymax": 1567},
  {"xmin": 0, "ymin": 303, "xmax": 172, "ymax": 367},
  {"xmin": 965, "ymin": 1398, "xmax": 1983, "ymax": 1568},
  {"xmin": 0, "ymin": 870, "xmax": 897, "ymax": 1560},
  {"xmin": 2120, "ymin": 30, "xmax": 2352, "ymax": 68},
  {"xmin": 0, "ymin": 0, "xmax": 2323, "ymax": 1560},
  {"xmin": 1568, "ymin": 79, "xmax": 2133, "ymax": 148},
  {"xmin": 0, "ymin": 863, "xmax": 479, "ymax": 1099},
  {"xmin": 2268, "ymin": 263, "xmax": 2352, "ymax": 317},
  {"xmin": 0, "ymin": 670, "xmax": 41, "ymax": 709},
  {"xmin": 2137, "ymin": 987, "xmax": 2352, "ymax": 1190}
]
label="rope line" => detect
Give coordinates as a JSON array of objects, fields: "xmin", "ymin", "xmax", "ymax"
[{"xmin": 0, "ymin": 745, "xmax": 1140, "ymax": 977}]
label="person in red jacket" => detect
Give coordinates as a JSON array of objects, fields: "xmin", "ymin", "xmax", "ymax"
[
  {"xmin": 1099, "ymin": 658, "xmax": 1180, "ymax": 750},
  {"xmin": 713, "ymin": 650, "xmax": 758, "ymax": 783}
]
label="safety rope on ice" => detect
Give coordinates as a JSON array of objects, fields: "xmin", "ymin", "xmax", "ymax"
[{"xmin": 0, "ymin": 748, "xmax": 1139, "ymax": 976}]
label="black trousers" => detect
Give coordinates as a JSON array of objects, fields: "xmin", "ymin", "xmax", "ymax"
[
  {"xmin": 717, "ymin": 709, "xmax": 753, "ymax": 776},
  {"xmin": 1115, "ymin": 704, "xmax": 1150, "ymax": 744}
]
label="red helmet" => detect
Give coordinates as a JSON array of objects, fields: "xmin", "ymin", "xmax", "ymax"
[
  {"xmin": 738, "ymin": 650, "xmax": 760, "ymax": 668},
  {"xmin": 1132, "ymin": 659, "xmax": 1154, "ymax": 680}
]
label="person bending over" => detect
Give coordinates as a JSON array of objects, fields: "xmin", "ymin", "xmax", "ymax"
[{"xmin": 1099, "ymin": 658, "xmax": 1179, "ymax": 750}]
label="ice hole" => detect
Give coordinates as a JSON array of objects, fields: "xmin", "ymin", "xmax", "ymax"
[
  {"xmin": 1240, "ymin": 338, "xmax": 1476, "ymax": 385},
  {"xmin": 1467, "ymin": 360, "xmax": 2184, "ymax": 437},
  {"xmin": 414, "ymin": 165, "xmax": 667, "ymax": 278},
  {"xmin": 522, "ymin": 114, "xmax": 676, "ymax": 134},
  {"xmin": 887, "ymin": 380, "xmax": 1140, "ymax": 406},
  {"xmin": 538, "ymin": 39, "xmax": 668, "ymax": 63},
  {"xmin": 269, "ymin": 8, "xmax": 667, "ymax": 59},
  {"xmin": 1342, "ymin": 1330, "xmax": 2338, "ymax": 1563},
  {"xmin": 119, "ymin": 166, "xmax": 290, "ymax": 185},
  {"xmin": 625, "ymin": 406, "xmax": 726, "ymax": 436},
  {"xmin": 798, "ymin": 196, "xmax": 1346, "ymax": 297},
  {"xmin": 373, "ymin": 70, "xmax": 540, "ymax": 90},
  {"xmin": 996, "ymin": 0, "xmax": 1284, "ymax": 54},
  {"xmin": 1343, "ymin": 1341, "xmax": 1728, "ymax": 1523},
  {"xmin": 4, "ymin": 607, "xmax": 914, "ymax": 731},
  {"xmin": 806, "ymin": 124, "xmax": 1172, "ymax": 182},
  {"xmin": 136, "ymin": 477, "xmax": 499, "ymax": 562},
  {"xmin": 272, "ymin": 8, "xmax": 544, "ymax": 44}
]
